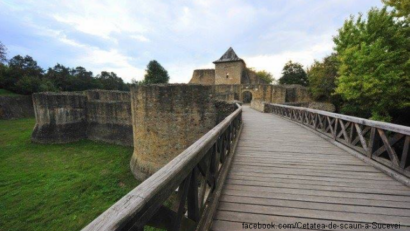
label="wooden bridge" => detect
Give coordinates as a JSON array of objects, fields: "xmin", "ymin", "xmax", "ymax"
[{"xmin": 83, "ymin": 104, "xmax": 410, "ymax": 231}]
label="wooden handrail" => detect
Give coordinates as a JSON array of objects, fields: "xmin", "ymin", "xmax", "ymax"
[
  {"xmin": 82, "ymin": 104, "xmax": 243, "ymax": 231},
  {"xmin": 266, "ymin": 103, "xmax": 410, "ymax": 178},
  {"xmin": 270, "ymin": 104, "xmax": 410, "ymax": 136}
]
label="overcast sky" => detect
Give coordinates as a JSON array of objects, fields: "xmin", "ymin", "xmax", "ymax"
[{"xmin": 0, "ymin": 0, "xmax": 383, "ymax": 83}]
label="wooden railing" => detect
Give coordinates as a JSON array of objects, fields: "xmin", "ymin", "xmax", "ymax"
[
  {"xmin": 82, "ymin": 104, "xmax": 242, "ymax": 231},
  {"xmin": 266, "ymin": 103, "xmax": 410, "ymax": 177}
]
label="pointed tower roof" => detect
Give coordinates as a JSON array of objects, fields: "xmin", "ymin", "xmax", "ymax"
[{"xmin": 213, "ymin": 47, "xmax": 244, "ymax": 64}]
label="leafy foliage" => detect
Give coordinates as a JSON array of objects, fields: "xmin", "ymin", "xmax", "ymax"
[
  {"xmin": 143, "ymin": 60, "xmax": 169, "ymax": 84},
  {"xmin": 45, "ymin": 65, "xmax": 107, "ymax": 92},
  {"xmin": 333, "ymin": 7, "xmax": 410, "ymax": 121},
  {"xmin": 44, "ymin": 64, "xmax": 71, "ymax": 90},
  {"xmin": 382, "ymin": 0, "xmax": 410, "ymax": 18},
  {"xmin": 70, "ymin": 66, "xmax": 102, "ymax": 91},
  {"xmin": 3, "ymin": 55, "xmax": 44, "ymax": 92},
  {"xmin": 255, "ymin": 70, "xmax": 275, "ymax": 84},
  {"xmin": 0, "ymin": 41, "xmax": 7, "ymax": 63},
  {"xmin": 15, "ymin": 76, "xmax": 56, "ymax": 94},
  {"xmin": 307, "ymin": 53, "xmax": 339, "ymax": 102},
  {"xmin": 97, "ymin": 71, "xmax": 128, "ymax": 91},
  {"xmin": 279, "ymin": 61, "xmax": 308, "ymax": 86},
  {"xmin": 0, "ymin": 64, "xmax": 8, "ymax": 88},
  {"xmin": 0, "ymin": 88, "xmax": 19, "ymax": 96}
]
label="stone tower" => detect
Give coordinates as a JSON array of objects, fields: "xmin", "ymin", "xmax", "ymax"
[
  {"xmin": 129, "ymin": 85, "xmax": 219, "ymax": 180},
  {"xmin": 213, "ymin": 47, "xmax": 246, "ymax": 85}
]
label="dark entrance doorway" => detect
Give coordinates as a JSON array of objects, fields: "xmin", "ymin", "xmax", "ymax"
[
  {"xmin": 285, "ymin": 88, "xmax": 296, "ymax": 102},
  {"xmin": 242, "ymin": 91, "xmax": 253, "ymax": 104}
]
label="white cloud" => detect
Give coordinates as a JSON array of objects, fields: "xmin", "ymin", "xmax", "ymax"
[
  {"xmin": 130, "ymin": 35, "xmax": 150, "ymax": 43},
  {"xmin": 53, "ymin": 15, "xmax": 119, "ymax": 40},
  {"xmin": 51, "ymin": 1, "xmax": 147, "ymax": 41},
  {"xmin": 28, "ymin": 24, "xmax": 145, "ymax": 82},
  {"xmin": 78, "ymin": 48, "xmax": 145, "ymax": 82},
  {"xmin": 244, "ymin": 35, "xmax": 334, "ymax": 79},
  {"xmin": 167, "ymin": 61, "xmax": 213, "ymax": 83}
]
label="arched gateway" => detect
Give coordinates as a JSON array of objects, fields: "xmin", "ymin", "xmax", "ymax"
[{"xmin": 242, "ymin": 91, "xmax": 253, "ymax": 104}]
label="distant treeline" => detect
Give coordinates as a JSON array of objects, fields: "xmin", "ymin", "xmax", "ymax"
[
  {"xmin": 0, "ymin": 54, "xmax": 130, "ymax": 94},
  {"xmin": 0, "ymin": 49, "xmax": 172, "ymax": 95}
]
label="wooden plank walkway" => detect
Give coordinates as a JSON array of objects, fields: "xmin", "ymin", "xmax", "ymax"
[{"xmin": 212, "ymin": 106, "xmax": 410, "ymax": 231}]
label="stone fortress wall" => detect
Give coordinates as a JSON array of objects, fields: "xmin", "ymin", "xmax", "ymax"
[
  {"xmin": 212, "ymin": 84, "xmax": 310, "ymax": 104},
  {"xmin": 86, "ymin": 90, "xmax": 133, "ymax": 146},
  {"xmin": 31, "ymin": 90, "xmax": 133, "ymax": 146},
  {"xmin": 31, "ymin": 85, "xmax": 238, "ymax": 180},
  {"xmin": 0, "ymin": 95, "xmax": 34, "ymax": 119},
  {"xmin": 30, "ymin": 85, "xmax": 309, "ymax": 145},
  {"xmin": 30, "ymin": 84, "xmax": 310, "ymax": 180},
  {"xmin": 129, "ymin": 85, "xmax": 237, "ymax": 180},
  {"xmin": 189, "ymin": 69, "xmax": 216, "ymax": 85},
  {"xmin": 32, "ymin": 92, "xmax": 88, "ymax": 144}
]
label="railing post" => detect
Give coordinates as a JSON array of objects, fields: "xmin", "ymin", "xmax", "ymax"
[
  {"xmin": 401, "ymin": 136, "xmax": 409, "ymax": 169},
  {"xmin": 219, "ymin": 135, "xmax": 225, "ymax": 164},
  {"xmin": 209, "ymin": 143, "xmax": 218, "ymax": 187},
  {"xmin": 368, "ymin": 127, "xmax": 377, "ymax": 158},
  {"xmin": 225, "ymin": 127, "xmax": 230, "ymax": 154},
  {"xmin": 187, "ymin": 167, "xmax": 200, "ymax": 222},
  {"xmin": 171, "ymin": 174, "xmax": 191, "ymax": 231},
  {"xmin": 333, "ymin": 118, "xmax": 338, "ymax": 140}
]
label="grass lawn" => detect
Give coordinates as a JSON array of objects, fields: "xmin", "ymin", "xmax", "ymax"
[
  {"xmin": 0, "ymin": 118, "xmax": 140, "ymax": 231},
  {"xmin": 0, "ymin": 89, "xmax": 20, "ymax": 96}
]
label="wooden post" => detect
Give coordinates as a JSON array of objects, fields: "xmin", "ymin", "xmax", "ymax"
[
  {"xmin": 333, "ymin": 118, "xmax": 338, "ymax": 140},
  {"xmin": 187, "ymin": 167, "xmax": 200, "ymax": 222},
  {"xmin": 171, "ymin": 174, "xmax": 191, "ymax": 231},
  {"xmin": 368, "ymin": 127, "xmax": 377, "ymax": 158},
  {"xmin": 401, "ymin": 136, "xmax": 409, "ymax": 169}
]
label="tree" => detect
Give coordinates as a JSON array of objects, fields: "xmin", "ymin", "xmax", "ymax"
[
  {"xmin": 307, "ymin": 53, "xmax": 339, "ymax": 102},
  {"xmin": 44, "ymin": 64, "xmax": 71, "ymax": 91},
  {"xmin": 8, "ymin": 55, "xmax": 43, "ymax": 76},
  {"xmin": 0, "ymin": 41, "xmax": 7, "ymax": 63},
  {"xmin": 70, "ymin": 66, "xmax": 101, "ymax": 91},
  {"xmin": 15, "ymin": 76, "xmax": 57, "ymax": 94},
  {"xmin": 45, "ymin": 65, "xmax": 101, "ymax": 91},
  {"xmin": 5, "ymin": 55, "xmax": 43, "ymax": 92},
  {"xmin": 130, "ymin": 78, "xmax": 145, "ymax": 86},
  {"xmin": 279, "ymin": 61, "xmax": 308, "ymax": 86},
  {"xmin": 97, "ymin": 71, "xmax": 127, "ymax": 90},
  {"xmin": 0, "ymin": 64, "xmax": 8, "ymax": 88},
  {"xmin": 256, "ymin": 70, "xmax": 275, "ymax": 84},
  {"xmin": 143, "ymin": 60, "xmax": 169, "ymax": 84},
  {"xmin": 333, "ymin": 7, "xmax": 410, "ymax": 121},
  {"xmin": 382, "ymin": 0, "xmax": 410, "ymax": 18}
]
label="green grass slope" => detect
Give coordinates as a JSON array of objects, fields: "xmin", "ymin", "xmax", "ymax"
[
  {"xmin": 0, "ymin": 118, "xmax": 139, "ymax": 231},
  {"xmin": 0, "ymin": 89, "xmax": 20, "ymax": 96}
]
